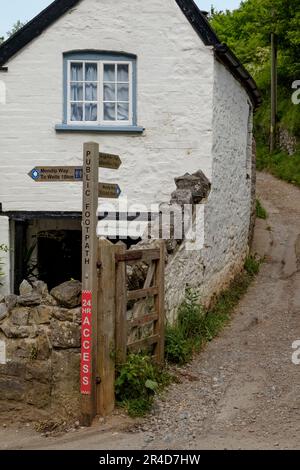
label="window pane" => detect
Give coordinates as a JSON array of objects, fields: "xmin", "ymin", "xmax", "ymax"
[
  {"xmin": 85, "ymin": 103, "xmax": 97, "ymax": 121},
  {"xmin": 117, "ymin": 103, "xmax": 129, "ymax": 121},
  {"xmin": 104, "ymin": 103, "xmax": 116, "ymax": 121},
  {"xmin": 85, "ymin": 83, "xmax": 97, "ymax": 101},
  {"xmin": 117, "ymin": 83, "xmax": 129, "ymax": 101},
  {"xmin": 71, "ymin": 63, "xmax": 83, "ymax": 81},
  {"xmin": 71, "ymin": 103, "xmax": 83, "ymax": 121},
  {"xmin": 71, "ymin": 83, "xmax": 83, "ymax": 101},
  {"xmin": 85, "ymin": 63, "xmax": 97, "ymax": 81},
  {"xmin": 117, "ymin": 64, "xmax": 129, "ymax": 82},
  {"xmin": 104, "ymin": 83, "xmax": 116, "ymax": 101},
  {"xmin": 104, "ymin": 64, "xmax": 115, "ymax": 81}
]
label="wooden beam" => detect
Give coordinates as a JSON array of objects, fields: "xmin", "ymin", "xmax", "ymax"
[
  {"xmin": 127, "ymin": 334, "xmax": 160, "ymax": 353},
  {"xmin": 127, "ymin": 286, "xmax": 158, "ymax": 301},
  {"xmin": 97, "ymin": 238, "xmax": 116, "ymax": 416},
  {"xmin": 153, "ymin": 240, "xmax": 165, "ymax": 364},
  {"xmin": 270, "ymin": 32, "xmax": 278, "ymax": 153},
  {"xmin": 80, "ymin": 142, "xmax": 99, "ymax": 427},
  {"xmin": 130, "ymin": 261, "xmax": 156, "ymax": 320},
  {"xmin": 128, "ymin": 313, "xmax": 159, "ymax": 329},
  {"xmin": 115, "ymin": 242, "xmax": 127, "ymax": 365},
  {"xmin": 115, "ymin": 249, "xmax": 160, "ymax": 264}
]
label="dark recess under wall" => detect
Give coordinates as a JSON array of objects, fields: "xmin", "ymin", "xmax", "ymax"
[{"xmin": 37, "ymin": 230, "xmax": 82, "ymax": 290}]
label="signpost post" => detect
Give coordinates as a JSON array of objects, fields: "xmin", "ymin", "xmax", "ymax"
[
  {"xmin": 28, "ymin": 144, "xmax": 122, "ymax": 425},
  {"xmin": 80, "ymin": 142, "xmax": 99, "ymax": 426}
]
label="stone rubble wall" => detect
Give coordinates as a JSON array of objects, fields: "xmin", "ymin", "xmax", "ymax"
[
  {"xmin": 278, "ymin": 127, "xmax": 297, "ymax": 155},
  {"xmin": 0, "ymin": 280, "xmax": 82, "ymax": 418}
]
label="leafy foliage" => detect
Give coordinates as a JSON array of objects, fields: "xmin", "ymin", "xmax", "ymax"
[
  {"xmin": 210, "ymin": 0, "xmax": 300, "ymax": 143},
  {"xmin": 116, "ymin": 258, "xmax": 261, "ymax": 417},
  {"xmin": 6, "ymin": 20, "xmax": 26, "ymax": 39},
  {"xmin": 0, "ymin": 20, "xmax": 26, "ymax": 44},
  {"xmin": 257, "ymin": 144, "xmax": 300, "ymax": 186},
  {"xmin": 244, "ymin": 255, "xmax": 261, "ymax": 276},
  {"xmin": 166, "ymin": 258, "xmax": 261, "ymax": 365},
  {"xmin": 115, "ymin": 354, "xmax": 171, "ymax": 417},
  {"xmin": 256, "ymin": 199, "xmax": 268, "ymax": 219}
]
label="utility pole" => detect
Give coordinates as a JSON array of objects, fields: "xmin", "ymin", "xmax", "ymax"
[{"xmin": 270, "ymin": 31, "xmax": 278, "ymax": 153}]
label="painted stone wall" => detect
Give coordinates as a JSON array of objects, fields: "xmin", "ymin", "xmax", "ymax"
[
  {"xmin": 164, "ymin": 61, "xmax": 254, "ymax": 321},
  {"xmin": 0, "ymin": 0, "xmax": 214, "ymax": 214},
  {"xmin": 278, "ymin": 127, "xmax": 297, "ymax": 155},
  {"xmin": 0, "ymin": 217, "xmax": 10, "ymax": 296},
  {"xmin": 0, "ymin": 280, "xmax": 81, "ymax": 419}
]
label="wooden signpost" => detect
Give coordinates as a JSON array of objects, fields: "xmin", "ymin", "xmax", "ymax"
[
  {"xmin": 28, "ymin": 166, "xmax": 83, "ymax": 182},
  {"xmin": 80, "ymin": 142, "xmax": 99, "ymax": 425},
  {"xmin": 98, "ymin": 182, "xmax": 121, "ymax": 199},
  {"xmin": 99, "ymin": 153, "xmax": 122, "ymax": 170},
  {"xmin": 28, "ymin": 142, "xmax": 122, "ymax": 426}
]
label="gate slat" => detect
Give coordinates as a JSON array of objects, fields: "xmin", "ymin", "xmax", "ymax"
[
  {"xmin": 127, "ymin": 286, "xmax": 158, "ymax": 301},
  {"xmin": 127, "ymin": 334, "xmax": 160, "ymax": 353},
  {"xmin": 115, "ymin": 242, "xmax": 127, "ymax": 365},
  {"xmin": 128, "ymin": 313, "xmax": 159, "ymax": 328}
]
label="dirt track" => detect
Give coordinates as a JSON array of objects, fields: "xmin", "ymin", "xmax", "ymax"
[{"xmin": 1, "ymin": 171, "xmax": 300, "ymax": 450}]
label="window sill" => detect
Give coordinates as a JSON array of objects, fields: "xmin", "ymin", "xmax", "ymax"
[{"xmin": 55, "ymin": 124, "xmax": 145, "ymax": 133}]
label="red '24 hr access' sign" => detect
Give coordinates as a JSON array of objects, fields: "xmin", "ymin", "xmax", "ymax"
[{"xmin": 81, "ymin": 291, "xmax": 92, "ymax": 395}]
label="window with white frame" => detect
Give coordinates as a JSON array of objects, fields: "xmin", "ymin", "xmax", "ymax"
[{"xmin": 66, "ymin": 55, "xmax": 135, "ymax": 126}]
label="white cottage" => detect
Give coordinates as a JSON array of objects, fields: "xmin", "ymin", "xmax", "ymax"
[{"xmin": 0, "ymin": 0, "xmax": 260, "ymax": 308}]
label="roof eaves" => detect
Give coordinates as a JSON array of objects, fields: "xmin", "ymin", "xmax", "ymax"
[{"xmin": 214, "ymin": 43, "xmax": 262, "ymax": 108}]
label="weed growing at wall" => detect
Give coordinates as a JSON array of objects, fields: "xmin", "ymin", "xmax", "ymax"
[
  {"xmin": 115, "ymin": 354, "xmax": 172, "ymax": 417},
  {"xmin": 165, "ymin": 256, "xmax": 261, "ymax": 365},
  {"xmin": 116, "ymin": 256, "xmax": 261, "ymax": 417},
  {"xmin": 244, "ymin": 255, "xmax": 261, "ymax": 276},
  {"xmin": 256, "ymin": 199, "xmax": 268, "ymax": 220}
]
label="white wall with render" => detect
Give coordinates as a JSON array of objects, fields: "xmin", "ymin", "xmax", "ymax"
[
  {"xmin": 165, "ymin": 60, "xmax": 253, "ymax": 321},
  {"xmin": 0, "ymin": 217, "xmax": 10, "ymax": 296},
  {"xmin": 0, "ymin": 0, "xmax": 214, "ymax": 214},
  {"xmin": 0, "ymin": 0, "xmax": 254, "ymax": 306}
]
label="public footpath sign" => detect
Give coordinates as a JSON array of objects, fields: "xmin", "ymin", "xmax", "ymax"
[
  {"xmin": 27, "ymin": 143, "xmax": 122, "ymax": 425},
  {"xmin": 98, "ymin": 182, "xmax": 121, "ymax": 199},
  {"xmin": 81, "ymin": 142, "xmax": 99, "ymax": 424},
  {"xmin": 28, "ymin": 153, "xmax": 122, "ymax": 183},
  {"xmin": 99, "ymin": 152, "xmax": 122, "ymax": 170},
  {"xmin": 80, "ymin": 290, "xmax": 92, "ymax": 395},
  {"xmin": 28, "ymin": 166, "xmax": 83, "ymax": 182}
]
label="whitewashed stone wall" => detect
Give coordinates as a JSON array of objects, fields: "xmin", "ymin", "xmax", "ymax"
[
  {"xmin": 0, "ymin": 0, "xmax": 214, "ymax": 214},
  {"xmin": 0, "ymin": 0, "xmax": 254, "ymax": 309},
  {"xmin": 0, "ymin": 217, "xmax": 10, "ymax": 296},
  {"xmin": 165, "ymin": 61, "xmax": 253, "ymax": 321}
]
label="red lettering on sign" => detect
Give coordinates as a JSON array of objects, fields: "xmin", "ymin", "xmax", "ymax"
[{"xmin": 80, "ymin": 290, "xmax": 92, "ymax": 395}]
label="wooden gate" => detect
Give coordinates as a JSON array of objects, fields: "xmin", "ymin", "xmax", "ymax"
[{"xmin": 96, "ymin": 238, "xmax": 165, "ymax": 417}]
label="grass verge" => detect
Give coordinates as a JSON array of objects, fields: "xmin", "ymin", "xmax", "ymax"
[
  {"xmin": 256, "ymin": 199, "xmax": 268, "ymax": 220},
  {"xmin": 257, "ymin": 144, "xmax": 300, "ymax": 188},
  {"xmin": 165, "ymin": 255, "xmax": 261, "ymax": 365}
]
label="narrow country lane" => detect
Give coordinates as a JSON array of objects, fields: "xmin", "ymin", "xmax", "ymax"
[{"xmin": 1, "ymin": 171, "xmax": 300, "ymax": 450}]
